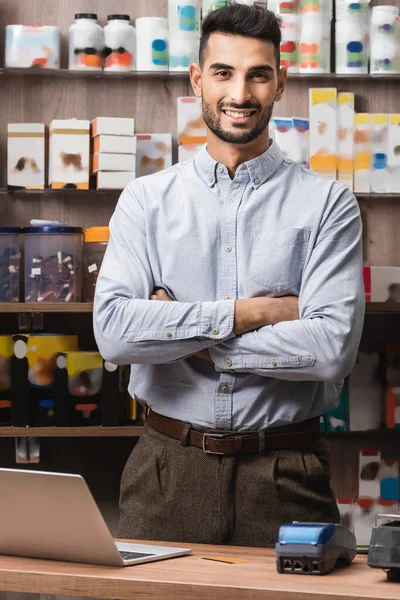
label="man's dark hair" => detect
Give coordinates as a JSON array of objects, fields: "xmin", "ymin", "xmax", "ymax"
[{"xmin": 199, "ymin": 3, "xmax": 282, "ymax": 72}]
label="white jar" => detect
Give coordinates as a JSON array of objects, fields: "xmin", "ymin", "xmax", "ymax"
[
  {"xmin": 68, "ymin": 14, "xmax": 103, "ymax": 71},
  {"xmin": 335, "ymin": 0, "xmax": 370, "ymax": 20},
  {"xmin": 300, "ymin": 0, "xmax": 332, "ymax": 16},
  {"xmin": 280, "ymin": 13, "xmax": 299, "ymax": 73},
  {"xmin": 335, "ymin": 16, "xmax": 369, "ymax": 74},
  {"xmin": 168, "ymin": 0, "xmax": 201, "ymax": 33},
  {"xmin": 299, "ymin": 14, "xmax": 331, "ymax": 73},
  {"xmin": 371, "ymin": 5, "xmax": 399, "ymax": 38},
  {"xmin": 169, "ymin": 32, "xmax": 200, "ymax": 71},
  {"xmin": 202, "ymin": 0, "xmax": 229, "ymax": 18},
  {"xmin": 135, "ymin": 17, "xmax": 168, "ymax": 72},
  {"xmin": 103, "ymin": 15, "xmax": 136, "ymax": 72},
  {"xmin": 370, "ymin": 34, "xmax": 400, "ymax": 74}
]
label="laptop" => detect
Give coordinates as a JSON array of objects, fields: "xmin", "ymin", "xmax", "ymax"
[{"xmin": 0, "ymin": 467, "xmax": 191, "ymax": 567}]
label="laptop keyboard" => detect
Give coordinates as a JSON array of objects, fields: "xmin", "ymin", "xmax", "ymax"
[{"xmin": 119, "ymin": 550, "xmax": 157, "ymax": 560}]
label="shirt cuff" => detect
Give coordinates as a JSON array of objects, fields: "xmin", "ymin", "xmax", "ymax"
[{"xmin": 200, "ymin": 299, "xmax": 236, "ymax": 341}]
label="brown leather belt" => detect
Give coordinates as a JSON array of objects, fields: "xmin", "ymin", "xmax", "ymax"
[{"xmin": 146, "ymin": 410, "xmax": 321, "ymax": 456}]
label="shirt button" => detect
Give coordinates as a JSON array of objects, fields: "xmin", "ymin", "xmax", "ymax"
[
  {"xmin": 218, "ymin": 165, "xmax": 223, "ymax": 173},
  {"xmin": 208, "ymin": 176, "xmax": 213, "ymax": 183},
  {"xmin": 254, "ymin": 178, "xmax": 260, "ymax": 185},
  {"xmin": 225, "ymin": 245, "xmax": 232, "ymax": 252},
  {"xmin": 225, "ymin": 295, "xmax": 231, "ymax": 300},
  {"xmin": 270, "ymin": 359, "xmax": 277, "ymax": 367},
  {"xmin": 241, "ymin": 165, "xmax": 247, "ymax": 171},
  {"xmin": 165, "ymin": 331, "xmax": 172, "ymax": 338},
  {"xmin": 226, "ymin": 359, "xmax": 232, "ymax": 367},
  {"xmin": 211, "ymin": 327, "xmax": 219, "ymax": 335},
  {"xmin": 220, "ymin": 385, "xmax": 229, "ymax": 393}
]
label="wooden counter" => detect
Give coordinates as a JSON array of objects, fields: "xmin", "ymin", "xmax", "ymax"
[{"xmin": 0, "ymin": 542, "xmax": 398, "ymax": 600}]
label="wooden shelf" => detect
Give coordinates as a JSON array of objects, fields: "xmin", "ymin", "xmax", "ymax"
[
  {"xmin": 0, "ymin": 425, "xmax": 144, "ymax": 438},
  {"xmin": 365, "ymin": 303, "xmax": 400, "ymax": 314},
  {"xmin": 327, "ymin": 428, "xmax": 400, "ymax": 439},
  {"xmin": 0, "ymin": 303, "xmax": 93, "ymax": 313}
]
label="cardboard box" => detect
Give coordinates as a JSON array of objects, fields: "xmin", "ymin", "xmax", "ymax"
[
  {"xmin": 7, "ymin": 123, "xmax": 45, "ymax": 190},
  {"xmin": 337, "ymin": 498, "xmax": 355, "ymax": 531},
  {"xmin": 388, "ymin": 114, "xmax": 400, "ymax": 192},
  {"xmin": 358, "ymin": 449, "xmax": 381, "ymax": 499},
  {"xmin": 96, "ymin": 171, "xmax": 136, "ymax": 190},
  {"xmin": 92, "ymin": 152, "xmax": 136, "ymax": 173},
  {"xmin": 309, "ymin": 88, "xmax": 337, "ymax": 179},
  {"xmin": 371, "ymin": 266, "xmax": 400, "ymax": 303},
  {"xmin": 337, "ymin": 92, "xmax": 354, "ymax": 190},
  {"xmin": 91, "ymin": 117, "xmax": 135, "ymax": 137},
  {"xmin": 272, "ymin": 117, "xmax": 296, "ymax": 161},
  {"xmin": 93, "ymin": 135, "xmax": 137, "ymax": 155},
  {"xmin": 349, "ymin": 351, "xmax": 382, "ymax": 431},
  {"xmin": 386, "ymin": 385, "xmax": 400, "ymax": 429},
  {"xmin": 354, "ymin": 113, "xmax": 371, "ymax": 193},
  {"xmin": 177, "ymin": 97, "xmax": 207, "ymax": 145},
  {"xmin": 136, "ymin": 134, "xmax": 172, "ymax": 177},
  {"xmin": 293, "ymin": 117, "xmax": 309, "ymax": 168},
  {"xmin": 354, "ymin": 497, "xmax": 377, "ymax": 550},
  {"xmin": 371, "ymin": 114, "xmax": 389, "ymax": 193},
  {"xmin": 379, "ymin": 460, "xmax": 399, "ymax": 501},
  {"xmin": 49, "ymin": 119, "xmax": 90, "ymax": 189},
  {"xmin": 178, "ymin": 143, "xmax": 204, "ymax": 162}
]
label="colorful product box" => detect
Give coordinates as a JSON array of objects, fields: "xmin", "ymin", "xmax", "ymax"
[
  {"xmin": 379, "ymin": 460, "xmax": 399, "ymax": 501},
  {"xmin": 7, "ymin": 123, "xmax": 45, "ymax": 190},
  {"xmin": 309, "ymin": 88, "xmax": 337, "ymax": 179},
  {"xmin": 178, "ymin": 143, "xmax": 204, "ymax": 162},
  {"xmin": 337, "ymin": 92, "xmax": 354, "ymax": 190},
  {"xmin": 92, "ymin": 152, "xmax": 136, "ymax": 173},
  {"xmin": 96, "ymin": 171, "xmax": 136, "ymax": 190},
  {"xmin": 93, "ymin": 135, "xmax": 137, "ymax": 155},
  {"xmin": 136, "ymin": 134, "xmax": 172, "ymax": 177},
  {"xmin": 386, "ymin": 385, "xmax": 400, "ymax": 429},
  {"xmin": 5, "ymin": 25, "xmax": 60, "ymax": 69},
  {"xmin": 354, "ymin": 113, "xmax": 372, "ymax": 193},
  {"xmin": 293, "ymin": 117, "xmax": 309, "ymax": 168},
  {"xmin": 353, "ymin": 497, "xmax": 377, "ymax": 550},
  {"xmin": 371, "ymin": 114, "xmax": 389, "ymax": 193},
  {"xmin": 177, "ymin": 97, "xmax": 207, "ymax": 145},
  {"xmin": 388, "ymin": 114, "xmax": 400, "ymax": 192},
  {"xmin": 349, "ymin": 351, "xmax": 381, "ymax": 431},
  {"xmin": 272, "ymin": 117, "xmax": 296, "ymax": 161},
  {"xmin": 91, "ymin": 117, "xmax": 135, "ymax": 137},
  {"xmin": 358, "ymin": 449, "xmax": 381, "ymax": 499},
  {"xmin": 49, "ymin": 119, "xmax": 90, "ymax": 190}
]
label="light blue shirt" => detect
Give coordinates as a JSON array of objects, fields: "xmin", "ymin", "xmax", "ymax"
[{"xmin": 93, "ymin": 141, "xmax": 365, "ymax": 430}]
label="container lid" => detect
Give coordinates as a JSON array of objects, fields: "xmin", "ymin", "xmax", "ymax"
[
  {"xmin": 84, "ymin": 226, "xmax": 110, "ymax": 243},
  {"xmin": 22, "ymin": 226, "xmax": 83, "ymax": 234},
  {"xmin": 107, "ymin": 14, "xmax": 130, "ymax": 21},
  {"xmin": 0, "ymin": 227, "xmax": 22, "ymax": 233},
  {"xmin": 75, "ymin": 13, "xmax": 98, "ymax": 20}
]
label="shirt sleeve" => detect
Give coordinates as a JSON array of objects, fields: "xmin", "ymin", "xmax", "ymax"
[
  {"xmin": 209, "ymin": 185, "xmax": 365, "ymax": 382},
  {"xmin": 93, "ymin": 184, "xmax": 235, "ymax": 365}
]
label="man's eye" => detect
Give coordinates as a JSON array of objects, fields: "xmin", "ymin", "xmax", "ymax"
[
  {"xmin": 252, "ymin": 72, "xmax": 268, "ymax": 79},
  {"xmin": 216, "ymin": 71, "xmax": 229, "ymax": 77}
]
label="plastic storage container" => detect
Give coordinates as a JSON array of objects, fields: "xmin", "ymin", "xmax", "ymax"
[
  {"xmin": 68, "ymin": 13, "xmax": 104, "ymax": 70},
  {"xmin": 5, "ymin": 25, "xmax": 60, "ymax": 69},
  {"xmin": 0, "ymin": 227, "xmax": 21, "ymax": 303},
  {"xmin": 23, "ymin": 226, "xmax": 83, "ymax": 303},
  {"xmin": 336, "ymin": 16, "xmax": 369, "ymax": 74},
  {"xmin": 370, "ymin": 5, "xmax": 400, "ymax": 74},
  {"xmin": 82, "ymin": 227, "xmax": 109, "ymax": 301},
  {"xmin": 103, "ymin": 15, "xmax": 136, "ymax": 72}
]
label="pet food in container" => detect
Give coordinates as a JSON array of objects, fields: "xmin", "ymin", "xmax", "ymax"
[
  {"xmin": 0, "ymin": 228, "xmax": 21, "ymax": 303},
  {"xmin": 23, "ymin": 226, "xmax": 83, "ymax": 303},
  {"xmin": 68, "ymin": 13, "xmax": 104, "ymax": 70},
  {"xmin": 103, "ymin": 15, "xmax": 136, "ymax": 71},
  {"xmin": 82, "ymin": 227, "xmax": 109, "ymax": 301}
]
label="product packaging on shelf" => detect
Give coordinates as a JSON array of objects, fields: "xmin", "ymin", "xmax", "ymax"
[
  {"xmin": 298, "ymin": 14, "xmax": 331, "ymax": 74},
  {"xmin": 309, "ymin": 88, "xmax": 337, "ymax": 179},
  {"xmin": 177, "ymin": 97, "xmax": 207, "ymax": 145},
  {"xmin": 388, "ymin": 114, "xmax": 400, "ymax": 193},
  {"xmin": 335, "ymin": 14, "xmax": 369, "ymax": 75},
  {"xmin": 323, "ymin": 381, "xmax": 349, "ymax": 432},
  {"xmin": 358, "ymin": 449, "xmax": 381, "ymax": 498},
  {"xmin": 136, "ymin": 134, "xmax": 172, "ymax": 177},
  {"xmin": 272, "ymin": 117, "xmax": 296, "ymax": 160},
  {"xmin": 135, "ymin": 17, "xmax": 168, "ymax": 72},
  {"xmin": 91, "ymin": 117, "xmax": 135, "ymax": 137},
  {"xmin": 7, "ymin": 123, "xmax": 45, "ymax": 190},
  {"xmin": 82, "ymin": 227, "xmax": 109, "ymax": 302},
  {"xmin": 0, "ymin": 227, "xmax": 21, "ymax": 303},
  {"xmin": 49, "ymin": 119, "xmax": 90, "ymax": 189},
  {"xmin": 178, "ymin": 143, "xmax": 204, "ymax": 162},
  {"xmin": 354, "ymin": 113, "xmax": 371, "ymax": 193},
  {"xmin": 5, "ymin": 25, "xmax": 60, "ymax": 69},
  {"xmin": 280, "ymin": 13, "xmax": 299, "ymax": 73},
  {"xmin": 293, "ymin": 118, "xmax": 309, "ymax": 168},
  {"xmin": 337, "ymin": 92, "xmax": 354, "ymax": 190},
  {"xmin": 169, "ymin": 32, "xmax": 200, "ymax": 71},
  {"xmin": 96, "ymin": 171, "xmax": 136, "ymax": 190},
  {"xmin": 0, "ymin": 335, "xmax": 13, "ymax": 424},
  {"xmin": 365, "ymin": 266, "xmax": 400, "ymax": 303},
  {"xmin": 371, "ymin": 114, "xmax": 389, "ymax": 193},
  {"xmin": 103, "ymin": 14, "xmax": 136, "ymax": 72},
  {"xmin": 93, "ymin": 135, "xmax": 137, "ymax": 155},
  {"xmin": 92, "ymin": 152, "xmax": 136, "ymax": 173},
  {"xmin": 169, "ymin": 0, "xmax": 201, "ymax": 34},
  {"xmin": 349, "ymin": 351, "xmax": 382, "ymax": 431},
  {"xmin": 68, "ymin": 13, "xmax": 104, "ymax": 70}
]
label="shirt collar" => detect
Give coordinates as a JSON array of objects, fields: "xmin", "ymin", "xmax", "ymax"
[{"xmin": 195, "ymin": 140, "xmax": 284, "ymax": 189}]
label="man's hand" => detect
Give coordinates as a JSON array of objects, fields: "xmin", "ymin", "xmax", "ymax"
[{"xmin": 233, "ymin": 296, "xmax": 299, "ymax": 335}]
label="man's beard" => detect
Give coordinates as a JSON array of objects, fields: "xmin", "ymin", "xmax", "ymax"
[{"xmin": 202, "ymin": 99, "xmax": 273, "ymax": 145}]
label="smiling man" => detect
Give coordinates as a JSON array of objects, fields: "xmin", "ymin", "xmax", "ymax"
[{"xmin": 94, "ymin": 4, "xmax": 364, "ymax": 547}]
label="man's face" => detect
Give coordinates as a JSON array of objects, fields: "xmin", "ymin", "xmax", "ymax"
[{"xmin": 193, "ymin": 33, "xmax": 285, "ymax": 145}]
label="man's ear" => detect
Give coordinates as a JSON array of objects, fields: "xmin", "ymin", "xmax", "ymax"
[
  {"xmin": 190, "ymin": 62, "xmax": 202, "ymax": 98},
  {"xmin": 274, "ymin": 66, "xmax": 287, "ymax": 103}
]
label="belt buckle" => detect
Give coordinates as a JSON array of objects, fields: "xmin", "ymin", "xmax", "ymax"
[{"xmin": 202, "ymin": 432, "xmax": 229, "ymax": 455}]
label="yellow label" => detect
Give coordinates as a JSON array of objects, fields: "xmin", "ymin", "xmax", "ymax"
[
  {"xmin": 373, "ymin": 114, "xmax": 387, "ymax": 125},
  {"xmin": 355, "ymin": 152, "xmax": 371, "ymax": 170},
  {"xmin": 311, "ymin": 88, "xmax": 336, "ymax": 105},
  {"xmin": 338, "ymin": 92, "xmax": 354, "ymax": 105},
  {"xmin": 0, "ymin": 336, "xmax": 13, "ymax": 359},
  {"xmin": 389, "ymin": 114, "xmax": 400, "ymax": 125},
  {"xmin": 26, "ymin": 335, "xmax": 78, "ymax": 388},
  {"xmin": 355, "ymin": 114, "xmax": 370, "ymax": 125},
  {"xmin": 67, "ymin": 351, "xmax": 102, "ymax": 378}
]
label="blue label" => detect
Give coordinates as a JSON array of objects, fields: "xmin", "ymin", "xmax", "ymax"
[
  {"xmin": 170, "ymin": 54, "xmax": 191, "ymax": 68},
  {"xmin": 178, "ymin": 5, "xmax": 196, "ymax": 31},
  {"xmin": 152, "ymin": 39, "xmax": 168, "ymax": 66}
]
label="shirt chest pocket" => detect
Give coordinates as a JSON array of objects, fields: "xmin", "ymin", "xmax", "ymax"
[{"xmin": 250, "ymin": 228, "xmax": 311, "ymax": 294}]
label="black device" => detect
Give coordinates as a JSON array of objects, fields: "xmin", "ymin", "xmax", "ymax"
[{"xmin": 368, "ymin": 512, "xmax": 400, "ymax": 582}]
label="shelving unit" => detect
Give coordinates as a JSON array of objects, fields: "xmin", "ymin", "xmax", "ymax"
[{"xmin": 0, "ymin": 426, "xmax": 143, "ymax": 438}]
